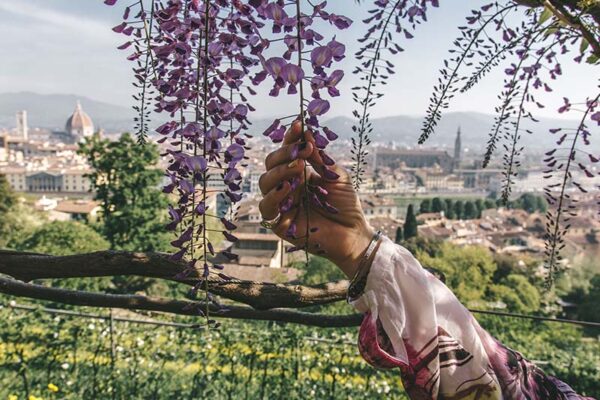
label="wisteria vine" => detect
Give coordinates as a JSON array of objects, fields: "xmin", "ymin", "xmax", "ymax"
[
  {"xmin": 251, "ymin": 0, "xmax": 352, "ymax": 257},
  {"xmin": 350, "ymin": 0, "xmax": 437, "ymax": 188},
  {"xmin": 107, "ymin": 0, "xmax": 599, "ymax": 290},
  {"xmin": 350, "ymin": 0, "xmax": 600, "ymax": 282},
  {"xmin": 107, "ymin": 0, "xmax": 352, "ymax": 319}
]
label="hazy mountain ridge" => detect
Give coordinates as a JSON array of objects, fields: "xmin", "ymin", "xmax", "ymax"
[
  {"xmin": 323, "ymin": 113, "xmax": 582, "ymax": 151},
  {"xmin": 0, "ymin": 92, "xmax": 580, "ymax": 150},
  {"xmin": 0, "ymin": 92, "xmax": 135, "ymax": 131}
]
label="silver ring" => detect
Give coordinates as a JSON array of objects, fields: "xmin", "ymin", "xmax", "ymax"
[{"xmin": 260, "ymin": 213, "xmax": 281, "ymax": 229}]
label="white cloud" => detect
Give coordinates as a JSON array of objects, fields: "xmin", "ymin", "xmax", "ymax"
[{"xmin": 0, "ymin": 0, "xmax": 115, "ymax": 44}]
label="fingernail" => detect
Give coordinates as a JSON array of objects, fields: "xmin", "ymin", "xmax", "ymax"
[
  {"xmin": 320, "ymin": 150, "xmax": 335, "ymax": 166},
  {"xmin": 298, "ymin": 142, "xmax": 308, "ymax": 151},
  {"xmin": 323, "ymin": 168, "xmax": 340, "ymax": 180},
  {"xmin": 276, "ymin": 182, "xmax": 284, "ymax": 191},
  {"xmin": 287, "ymin": 160, "xmax": 298, "ymax": 168}
]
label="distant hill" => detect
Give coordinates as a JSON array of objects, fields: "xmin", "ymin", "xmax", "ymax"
[
  {"xmin": 0, "ymin": 92, "xmax": 136, "ymax": 131},
  {"xmin": 322, "ymin": 113, "xmax": 581, "ymax": 151},
  {"xmin": 0, "ymin": 92, "xmax": 579, "ymax": 150}
]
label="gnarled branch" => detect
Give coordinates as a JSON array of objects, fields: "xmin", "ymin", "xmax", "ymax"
[
  {"xmin": 0, "ymin": 277, "xmax": 362, "ymax": 328},
  {"xmin": 0, "ymin": 250, "xmax": 348, "ymax": 310}
]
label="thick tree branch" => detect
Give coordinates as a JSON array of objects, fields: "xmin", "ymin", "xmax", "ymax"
[
  {"xmin": 545, "ymin": 0, "xmax": 600, "ymax": 57},
  {"xmin": 515, "ymin": 0, "xmax": 600, "ymax": 53},
  {"xmin": 515, "ymin": 0, "xmax": 600, "ymax": 20},
  {"xmin": 0, "ymin": 250, "xmax": 348, "ymax": 310},
  {"xmin": 0, "ymin": 277, "xmax": 362, "ymax": 328}
]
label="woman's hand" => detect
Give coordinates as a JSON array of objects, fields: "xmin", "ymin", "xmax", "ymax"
[{"xmin": 258, "ymin": 120, "xmax": 374, "ymax": 278}]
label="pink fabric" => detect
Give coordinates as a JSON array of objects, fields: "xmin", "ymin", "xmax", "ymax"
[{"xmin": 349, "ymin": 236, "xmax": 595, "ymax": 400}]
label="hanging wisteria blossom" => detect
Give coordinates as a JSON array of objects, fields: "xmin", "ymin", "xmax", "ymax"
[{"xmin": 106, "ymin": 0, "xmax": 600, "ymax": 296}]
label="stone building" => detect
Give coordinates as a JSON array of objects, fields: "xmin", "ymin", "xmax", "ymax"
[{"xmin": 373, "ymin": 127, "xmax": 463, "ymax": 174}]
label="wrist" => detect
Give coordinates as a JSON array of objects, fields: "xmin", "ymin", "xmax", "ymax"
[{"xmin": 337, "ymin": 225, "xmax": 378, "ymax": 279}]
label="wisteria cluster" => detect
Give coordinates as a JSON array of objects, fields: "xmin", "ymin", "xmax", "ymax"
[
  {"xmin": 250, "ymin": 0, "xmax": 352, "ymax": 253},
  {"xmin": 107, "ymin": 0, "xmax": 352, "ymax": 312},
  {"xmin": 350, "ymin": 0, "xmax": 438, "ymax": 188},
  {"xmin": 108, "ymin": 0, "xmax": 266, "ymax": 318}
]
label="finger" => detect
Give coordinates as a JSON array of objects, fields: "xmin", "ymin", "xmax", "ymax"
[
  {"xmin": 258, "ymin": 159, "xmax": 305, "ymax": 195},
  {"xmin": 259, "ymin": 181, "xmax": 292, "ymax": 220},
  {"xmin": 265, "ymin": 141, "xmax": 313, "ymax": 171},
  {"xmin": 307, "ymin": 147, "xmax": 349, "ymax": 182},
  {"xmin": 283, "ymin": 120, "xmax": 304, "ymax": 145}
]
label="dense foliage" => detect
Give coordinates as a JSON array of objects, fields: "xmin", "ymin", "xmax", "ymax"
[
  {"xmin": 79, "ymin": 133, "xmax": 172, "ymax": 252},
  {"xmin": 14, "ymin": 221, "xmax": 109, "ymax": 257},
  {"xmin": 0, "ymin": 175, "xmax": 17, "ymax": 246},
  {"xmin": 0, "ymin": 303, "xmax": 597, "ymax": 400},
  {"xmin": 418, "ymin": 193, "xmax": 547, "ymax": 220}
]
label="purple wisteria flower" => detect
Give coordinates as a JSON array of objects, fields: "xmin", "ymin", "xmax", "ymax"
[
  {"xmin": 247, "ymin": 0, "xmax": 351, "ymax": 251},
  {"xmin": 106, "ymin": 0, "xmax": 266, "ymax": 301}
]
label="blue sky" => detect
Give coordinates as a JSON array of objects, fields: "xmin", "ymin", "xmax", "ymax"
[{"xmin": 0, "ymin": 0, "xmax": 597, "ymax": 120}]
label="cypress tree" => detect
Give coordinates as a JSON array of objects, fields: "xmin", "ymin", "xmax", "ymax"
[
  {"xmin": 395, "ymin": 226, "xmax": 404, "ymax": 243},
  {"xmin": 445, "ymin": 199, "xmax": 455, "ymax": 219},
  {"xmin": 404, "ymin": 204, "xmax": 418, "ymax": 239},
  {"xmin": 453, "ymin": 200, "xmax": 465, "ymax": 220}
]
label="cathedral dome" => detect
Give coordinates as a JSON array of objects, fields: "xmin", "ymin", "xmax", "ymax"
[{"xmin": 65, "ymin": 101, "xmax": 94, "ymax": 138}]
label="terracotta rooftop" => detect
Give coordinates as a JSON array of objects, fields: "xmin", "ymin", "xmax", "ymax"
[{"xmin": 54, "ymin": 200, "xmax": 100, "ymax": 214}]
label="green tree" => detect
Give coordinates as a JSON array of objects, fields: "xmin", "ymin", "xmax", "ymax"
[
  {"xmin": 535, "ymin": 195, "xmax": 547, "ymax": 212},
  {"xmin": 301, "ymin": 256, "xmax": 345, "ymax": 285},
  {"xmin": 517, "ymin": 193, "xmax": 538, "ymax": 213},
  {"xmin": 80, "ymin": 133, "xmax": 171, "ymax": 252},
  {"xmin": 444, "ymin": 199, "xmax": 455, "ymax": 219},
  {"xmin": 0, "ymin": 174, "xmax": 17, "ymax": 246},
  {"xmin": 415, "ymin": 243, "xmax": 497, "ymax": 304},
  {"xmin": 14, "ymin": 221, "xmax": 113, "ymax": 292},
  {"xmin": 419, "ymin": 198, "xmax": 432, "ymax": 214},
  {"xmin": 431, "ymin": 197, "xmax": 444, "ymax": 213},
  {"xmin": 488, "ymin": 274, "xmax": 540, "ymax": 313},
  {"xmin": 0, "ymin": 177, "xmax": 46, "ymax": 248},
  {"xmin": 578, "ymin": 275, "xmax": 600, "ymax": 323},
  {"xmin": 16, "ymin": 221, "xmax": 109, "ymax": 256},
  {"xmin": 463, "ymin": 201, "xmax": 478, "ymax": 219},
  {"xmin": 453, "ymin": 200, "xmax": 464, "ymax": 220},
  {"xmin": 404, "ymin": 204, "xmax": 418, "ymax": 239},
  {"xmin": 475, "ymin": 199, "xmax": 485, "ymax": 217},
  {"xmin": 395, "ymin": 226, "xmax": 403, "ymax": 243},
  {"xmin": 483, "ymin": 199, "xmax": 496, "ymax": 209}
]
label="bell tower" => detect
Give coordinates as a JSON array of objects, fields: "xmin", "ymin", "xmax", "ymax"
[{"xmin": 453, "ymin": 126, "xmax": 462, "ymax": 171}]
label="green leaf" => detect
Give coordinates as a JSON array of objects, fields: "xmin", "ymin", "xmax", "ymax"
[
  {"xmin": 538, "ymin": 7, "xmax": 553, "ymax": 26},
  {"xmin": 586, "ymin": 54, "xmax": 599, "ymax": 64},
  {"xmin": 579, "ymin": 38, "xmax": 590, "ymax": 53}
]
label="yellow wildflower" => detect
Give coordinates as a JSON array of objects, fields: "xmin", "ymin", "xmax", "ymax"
[
  {"xmin": 28, "ymin": 396, "xmax": 43, "ymax": 400},
  {"xmin": 8, "ymin": 395, "xmax": 18, "ymax": 400},
  {"xmin": 47, "ymin": 383, "xmax": 59, "ymax": 393}
]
